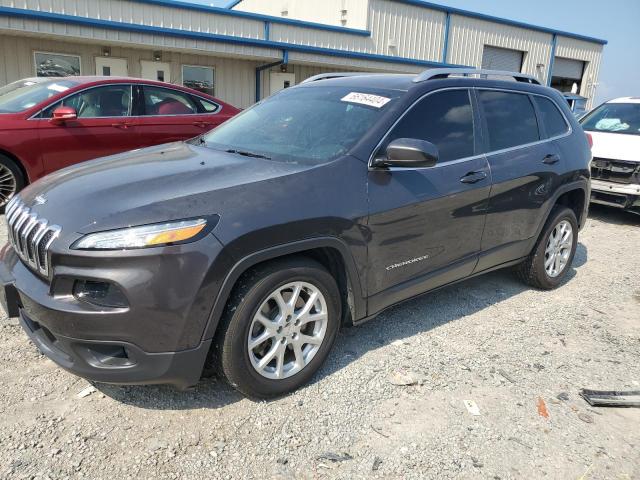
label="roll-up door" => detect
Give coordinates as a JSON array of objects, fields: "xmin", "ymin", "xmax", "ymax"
[
  {"xmin": 481, "ymin": 46, "xmax": 524, "ymax": 72},
  {"xmin": 552, "ymin": 57, "xmax": 585, "ymax": 80}
]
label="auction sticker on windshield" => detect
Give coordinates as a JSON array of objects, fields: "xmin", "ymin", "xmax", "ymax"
[{"xmin": 341, "ymin": 92, "xmax": 391, "ymax": 109}]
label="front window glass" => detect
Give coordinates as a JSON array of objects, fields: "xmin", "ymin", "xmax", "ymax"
[
  {"xmin": 35, "ymin": 52, "xmax": 81, "ymax": 77},
  {"xmin": 42, "ymin": 85, "xmax": 132, "ymax": 118},
  {"xmin": 182, "ymin": 65, "xmax": 214, "ymax": 96},
  {"xmin": 0, "ymin": 79, "xmax": 78, "ymax": 113},
  {"xmin": 580, "ymin": 103, "xmax": 640, "ymax": 136},
  {"xmin": 384, "ymin": 89, "xmax": 475, "ymax": 162},
  {"xmin": 202, "ymin": 86, "xmax": 399, "ymax": 164}
]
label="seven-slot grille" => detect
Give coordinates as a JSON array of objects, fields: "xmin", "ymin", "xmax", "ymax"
[{"xmin": 5, "ymin": 196, "xmax": 61, "ymax": 277}]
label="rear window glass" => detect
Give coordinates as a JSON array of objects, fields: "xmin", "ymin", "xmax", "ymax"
[
  {"xmin": 479, "ymin": 90, "xmax": 540, "ymax": 151},
  {"xmin": 534, "ymin": 96, "xmax": 569, "ymax": 138}
]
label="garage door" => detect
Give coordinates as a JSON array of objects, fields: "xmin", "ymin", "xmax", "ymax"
[
  {"xmin": 481, "ymin": 46, "xmax": 524, "ymax": 72},
  {"xmin": 552, "ymin": 57, "xmax": 584, "ymax": 80}
]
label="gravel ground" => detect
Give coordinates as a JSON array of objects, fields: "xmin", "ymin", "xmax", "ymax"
[{"xmin": 1, "ymin": 204, "xmax": 639, "ymax": 480}]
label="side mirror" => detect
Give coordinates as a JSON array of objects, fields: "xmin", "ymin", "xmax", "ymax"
[
  {"xmin": 372, "ymin": 138, "xmax": 439, "ymax": 169},
  {"xmin": 50, "ymin": 106, "xmax": 77, "ymax": 124}
]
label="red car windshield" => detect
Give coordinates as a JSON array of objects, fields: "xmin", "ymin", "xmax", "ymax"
[{"xmin": 0, "ymin": 78, "xmax": 79, "ymax": 113}]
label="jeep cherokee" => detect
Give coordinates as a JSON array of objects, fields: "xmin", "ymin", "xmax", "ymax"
[{"xmin": 0, "ymin": 69, "xmax": 591, "ymax": 398}]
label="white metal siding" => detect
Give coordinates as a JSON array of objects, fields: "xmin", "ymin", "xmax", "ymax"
[
  {"xmin": 448, "ymin": 14, "xmax": 553, "ymax": 84},
  {"xmin": 287, "ymin": 50, "xmax": 424, "ymax": 73},
  {"xmin": 555, "ymin": 36, "xmax": 603, "ymax": 108},
  {"xmin": 0, "ymin": 33, "xmax": 261, "ymax": 108},
  {"xmin": 481, "ymin": 45, "xmax": 523, "ymax": 71},
  {"xmin": 368, "ymin": 0, "xmax": 445, "ymax": 61}
]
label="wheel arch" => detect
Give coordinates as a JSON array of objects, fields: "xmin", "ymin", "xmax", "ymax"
[
  {"xmin": 201, "ymin": 237, "xmax": 366, "ymax": 341},
  {"xmin": 0, "ymin": 148, "xmax": 30, "ymax": 185}
]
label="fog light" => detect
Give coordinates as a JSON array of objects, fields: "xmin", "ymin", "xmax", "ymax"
[{"xmin": 73, "ymin": 280, "xmax": 128, "ymax": 308}]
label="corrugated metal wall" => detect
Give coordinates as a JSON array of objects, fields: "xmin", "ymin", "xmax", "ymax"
[
  {"xmin": 447, "ymin": 15, "xmax": 553, "ymax": 83},
  {"xmin": 555, "ymin": 36, "xmax": 603, "ymax": 108},
  {"xmin": 0, "ymin": 34, "xmax": 261, "ymax": 108},
  {"xmin": 368, "ymin": 0, "xmax": 445, "ymax": 62}
]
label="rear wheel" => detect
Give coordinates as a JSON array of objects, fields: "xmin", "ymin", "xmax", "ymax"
[
  {"xmin": 213, "ymin": 257, "xmax": 341, "ymax": 399},
  {"xmin": 517, "ymin": 206, "xmax": 578, "ymax": 289},
  {"xmin": 0, "ymin": 154, "xmax": 25, "ymax": 211}
]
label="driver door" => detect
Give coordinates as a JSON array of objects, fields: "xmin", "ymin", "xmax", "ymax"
[
  {"xmin": 37, "ymin": 84, "xmax": 140, "ymax": 174},
  {"xmin": 366, "ymin": 89, "xmax": 491, "ymax": 313}
]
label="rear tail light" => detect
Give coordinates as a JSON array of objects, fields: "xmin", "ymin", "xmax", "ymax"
[{"xmin": 585, "ymin": 132, "xmax": 593, "ymax": 149}]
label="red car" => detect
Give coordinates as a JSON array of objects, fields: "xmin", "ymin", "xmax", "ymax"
[{"xmin": 0, "ymin": 76, "xmax": 240, "ymax": 208}]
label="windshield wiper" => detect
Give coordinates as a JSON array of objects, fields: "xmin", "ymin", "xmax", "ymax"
[{"xmin": 225, "ymin": 149, "xmax": 271, "ymax": 160}]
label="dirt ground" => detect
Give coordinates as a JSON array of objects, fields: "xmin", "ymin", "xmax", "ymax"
[{"xmin": 1, "ymin": 204, "xmax": 639, "ymax": 480}]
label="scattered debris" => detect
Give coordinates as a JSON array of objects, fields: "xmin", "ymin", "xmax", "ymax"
[
  {"xmin": 471, "ymin": 457, "xmax": 483, "ymax": 468},
  {"xmin": 556, "ymin": 392, "xmax": 570, "ymax": 402},
  {"xmin": 533, "ymin": 363, "xmax": 545, "ymax": 371},
  {"xmin": 387, "ymin": 370, "xmax": 421, "ymax": 386},
  {"xmin": 537, "ymin": 397, "xmax": 549, "ymax": 418},
  {"xmin": 508, "ymin": 436, "xmax": 533, "ymax": 450},
  {"xmin": 578, "ymin": 413, "xmax": 594, "ymax": 424},
  {"xmin": 276, "ymin": 458, "xmax": 288, "ymax": 465},
  {"xmin": 76, "ymin": 384, "xmax": 97, "ymax": 399},
  {"xmin": 372, "ymin": 456, "xmax": 383, "ymax": 471},
  {"xmin": 498, "ymin": 368, "xmax": 516, "ymax": 384},
  {"xmin": 463, "ymin": 400, "xmax": 481, "ymax": 416},
  {"xmin": 316, "ymin": 452, "xmax": 353, "ymax": 463},
  {"xmin": 370, "ymin": 424, "xmax": 389, "ymax": 438},
  {"xmin": 579, "ymin": 389, "xmax": 640, "ymax": 408}
]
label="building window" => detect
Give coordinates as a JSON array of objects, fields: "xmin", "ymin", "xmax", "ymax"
[
  {"xmin": 182, "ymin": 65, "xmax": 214, "ymax": 96},
  {"xmin": 34, "ymin": 52, "xmax": 81, "ymax": 77}
]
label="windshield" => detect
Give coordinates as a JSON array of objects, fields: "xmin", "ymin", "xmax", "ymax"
[
  {"xmin": 0, "ymin": 79, "xmax": 78, "ymax": 113},
  {"xmin": 201, "ymin": 85, "xmax": 400, "ymax": 164},
  {"xmin": 580, "ymin": 102, "xmax": 640, "ymax": 136}
]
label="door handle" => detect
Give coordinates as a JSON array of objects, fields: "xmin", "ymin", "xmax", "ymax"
[
  {"xmin": 460, "ymin": 171, "xmax": 488, "ymax": 184},
  {"xmin": 111, "ymin": 122, "xmax": 131, "ymax": 129},
  {"xmin": 543, "ymin": 154, "xmax": 560, "ymax": 165}
]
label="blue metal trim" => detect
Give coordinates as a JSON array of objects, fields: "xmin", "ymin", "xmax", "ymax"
[
  {"xmin": 255, "ymin": 50, "xmax": 288, "ymax": 102},
  {"xmin": 389, "ymin": 0, "xmax": 608, "ymax": 45},
  {"xmin": 130, "ymin": 0, "xmax": 372, "ymax": 36},
  {"xmin": 0, "ymin": 7, "xmax": 463, "ymax": 69},
  {"xmin": 547, "ymin": 34, "xmax": 558, "ymax": 86},
  {"xmin": 442, "ymin": 12, "xmax": 450, "ymax": 63},
  {"xmin": 264, "ymin": 21, "xmax": 270, "ymax": 41}
]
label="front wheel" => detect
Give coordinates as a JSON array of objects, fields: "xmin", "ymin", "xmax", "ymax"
[
  {"xmin": 0, "ymin": 154, "xmax": 24, "ymax": 211},
  {"xmin": 517, "ymin": 206, "xmax": 579, "ymax": 289},
  {"xmin": 213, "ymin": 257, "xmax": 341, "ymax": 399}
]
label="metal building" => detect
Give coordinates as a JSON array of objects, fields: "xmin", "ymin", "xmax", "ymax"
[{"xmin": 0, "ymin": 0, "xmax": 606, "ymax": 109}]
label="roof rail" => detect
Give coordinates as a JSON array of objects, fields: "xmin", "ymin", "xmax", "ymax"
[
  {"xmin": 413, "ymin": 68, "xmax": 541, "ymax": 85},
  {"xmin": 301, "ymin": 72, "xmax": 375, "ymax": 84}
]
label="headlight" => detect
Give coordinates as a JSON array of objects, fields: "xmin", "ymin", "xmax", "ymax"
[{"xmin": 72, "ymin": 219, "xmax": 208, "ymax": 250}]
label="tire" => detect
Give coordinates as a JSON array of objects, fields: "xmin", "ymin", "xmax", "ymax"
[
  {"xmin": 516, "ymin": 206, "xmax": 578, "ymax": 290},
  {"xmin": 212, "ymin": 257, "xmax": 341, "ymax": 399},
  {"xmin": 0, "ymin": 154, "xmax": 25, "ymax": 212}
]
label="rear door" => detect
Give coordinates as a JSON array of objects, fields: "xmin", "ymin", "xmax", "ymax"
[
  {"xmin": 475, "ymin": 89, "xmax": 566, "ymax": 271},
  {"xmin": 367, "ymin": 88, "xmax": 491, "ymax": 313},
  {"xmin": 136, "ymin": 85, "xmax": 223, "ymax": 146},
  {"xmin": 37, "ymin": 84, "xmax": 140, "ymax": 173}
]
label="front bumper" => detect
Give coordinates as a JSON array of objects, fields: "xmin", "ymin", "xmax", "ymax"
[
  {"xmin": 590, "ymin": 179, "xmax": 640, "ymax": 212},
  {"xmin": 0, "ymin": 234, "xmax": 228, "ymax": 389}
]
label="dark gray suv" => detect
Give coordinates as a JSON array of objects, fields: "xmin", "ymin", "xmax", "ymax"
[{"xmin": 0, "ymin": 69, "xmax": 591, "ymax": 398}]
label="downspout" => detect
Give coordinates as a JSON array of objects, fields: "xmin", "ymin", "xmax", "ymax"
[
  {"xmin": 255, "ymin": 49, "xmax": 288, "ymax": 103},
  {"xmin": 547, "ymin": 33, "xmax": 557, "ymax": 86},
  {"xmin": 442, "ymin": 12, "xmax": 451, "ymax": 64}
]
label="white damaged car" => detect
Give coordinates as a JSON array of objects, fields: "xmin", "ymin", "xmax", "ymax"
[{"xmin": 580, "ymin": 97, "xmax": 640, "ymax": 214}]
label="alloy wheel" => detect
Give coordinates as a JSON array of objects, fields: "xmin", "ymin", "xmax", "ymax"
[
  {"xmin": 247, "ymin": 281, "xmax": 328, "ymax": 380},
  {"xmin": 544, "ymin": 220, "xmax": 573, "ymax": 277},
  {"xmin": 0, "ymin": 164, "xmax": 17, "ymax": 208}
]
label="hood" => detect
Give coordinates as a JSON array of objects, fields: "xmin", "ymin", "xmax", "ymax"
[
  {"xmin": 589, "ymin": 131, "xmax": 640, "ymax": 162},
  {"xmin": 18, "ymin": 142, "xmax": 311, "ymax": 236}
]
